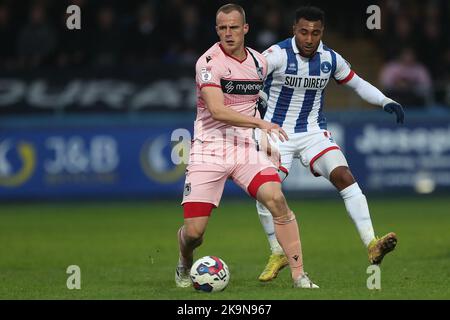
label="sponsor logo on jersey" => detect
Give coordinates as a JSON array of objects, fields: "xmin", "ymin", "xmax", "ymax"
[
  {"xmin": 284, "ymin": 76, "xmax": 328, "ymax": 89},
  {"xmin": 220, "ymin": 79, "xmax": 263, "ymax": 95}
]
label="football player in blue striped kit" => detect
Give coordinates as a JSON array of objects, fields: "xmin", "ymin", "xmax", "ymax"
[{"xmin": 256, "ymin": 6, "xmax": 404, "ymax": 282}]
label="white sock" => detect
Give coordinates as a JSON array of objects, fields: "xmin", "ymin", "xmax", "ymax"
[
  {"xmin": 256, "ymin": 201, "xmax": 284, "ymax": 255},
  {"xmin": 340, "ymin": 183, "xmax": 375, "ymax": 247}
]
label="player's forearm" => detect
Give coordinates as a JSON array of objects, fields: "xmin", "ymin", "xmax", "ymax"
[
  {"xmin": 346, "ymin": 74, "xmax": 390, "ymax": 107},
  {"xmin": 202, "ymin": 87, "xmax": 263, "ymax": 128},
  {"xmin": 210, "ymin": 105, "xmax": 262, "ymax": 128}
]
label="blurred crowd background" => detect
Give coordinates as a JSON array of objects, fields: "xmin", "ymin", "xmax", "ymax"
[
  {"xmin": 0, "ymin": 0, "xmax": 449, "ymax": 108},
  {"xmin": 1, "ymin": 0, "xmax": 450, "ymax": 200}
]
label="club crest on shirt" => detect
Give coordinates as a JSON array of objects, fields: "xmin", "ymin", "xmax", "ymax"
[
  {"xmin": 287, "ymin": 63, "xmax": 297, "ymax": 73},
  {"xmin": 321, "ymin": 61, "xmax": 332, "ymax": 73},
  {"xmin": 200, "ymin": 67, "xmax": 212, "ymax": 82},
  {"xmin": 184, "ymin": 182, "xmax": 191, "ymax": 196}
]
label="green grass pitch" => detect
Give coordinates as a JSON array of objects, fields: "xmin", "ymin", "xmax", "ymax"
[{"xmin": 0, "ymin": 196, "xmax": 449, "ymax": 299}]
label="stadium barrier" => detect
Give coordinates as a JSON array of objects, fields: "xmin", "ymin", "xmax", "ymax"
[
  {"xmin": 0, "ymin": 66, "xmax": 195, "ymax": 114},
  {"xmin": 1, "ymin": 112, "xmax": 450, "ymax": 200}
]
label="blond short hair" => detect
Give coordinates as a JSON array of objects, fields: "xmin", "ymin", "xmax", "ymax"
[{"xmin": 216, "ymin": 3, "xmax": 246, "ymax": 24}]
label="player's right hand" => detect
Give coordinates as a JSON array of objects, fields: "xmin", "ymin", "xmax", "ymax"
[{"xmin": 258, "ymin": 120, "xmax": 289, "ymax": 142}]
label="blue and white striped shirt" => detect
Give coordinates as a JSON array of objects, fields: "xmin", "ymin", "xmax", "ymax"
[{"xmin": 262, "ymin": 37, "xmax": 354, "ymax": 133}]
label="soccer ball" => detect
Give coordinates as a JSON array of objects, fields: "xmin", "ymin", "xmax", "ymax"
[{"xmin": 190, "ymin": 256, "xmax": 230, "ymax": 292}]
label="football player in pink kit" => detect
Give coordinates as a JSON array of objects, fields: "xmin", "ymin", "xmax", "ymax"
[{"xmin": 175, "ymin": 4, "xmax": 318, "ymax": 289}]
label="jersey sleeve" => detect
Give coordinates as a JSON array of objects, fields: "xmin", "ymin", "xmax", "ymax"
[
  {"xmin": 333, "ymin": 52, "xmax": 355, "ymax": 85},
  {"xmin": 262, "ymin": 45, "xmax": 283, "ymax": 76},
  {"xmin": 195, "ymin": 56, "xmax": 226, "ymax": 90},
  {"xmin": 260, "ymin": 54, "xmax": 268, "ymax": 79}
]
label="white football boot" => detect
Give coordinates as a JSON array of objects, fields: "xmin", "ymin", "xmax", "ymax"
[
  {"xmin": 294, "ymin": 273, "xmax": 319, "ymax": 289},
  {"xmin": 175, "ymin": 264, "xmax": 192, "ymax": 288}
]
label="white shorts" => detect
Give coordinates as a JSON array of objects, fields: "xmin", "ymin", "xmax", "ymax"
[{"xmin": 262, "ymin": 129, "xmax": 347, "ymax": 178}]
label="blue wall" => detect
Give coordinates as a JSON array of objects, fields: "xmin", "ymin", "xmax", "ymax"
[{"xmin": 1, "ymin": 110, "xmax": 449, "ymax": 200}]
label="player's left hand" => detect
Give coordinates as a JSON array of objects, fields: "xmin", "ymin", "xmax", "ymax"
[
  {"xmin": 259, "ymin": 129, "xmax": 281, "ymax": 167},
  {"xmin": 383, "ymin": 99, "xmax": 405, "ymax": 124}
]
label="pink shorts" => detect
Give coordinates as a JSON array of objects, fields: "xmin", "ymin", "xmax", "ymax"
[{"xmin": 182, "ymin": 140, "xmax": 279, "ymax": 210}]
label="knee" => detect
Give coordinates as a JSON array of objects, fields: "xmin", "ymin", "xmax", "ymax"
[
  {"xmin": 330, "ymin": 166, "xmax": 355, "ymax": 190},
  {"xmin": 264, "ymin": 190, "xmax": 287, "ymax": 212},
  {"xmin": 272, "ymin": 191, "xmax": 286, "ymax": 206},
  {"xmin": 183, "ymin": 224, "xmax": 205, "ymax": 243}
]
